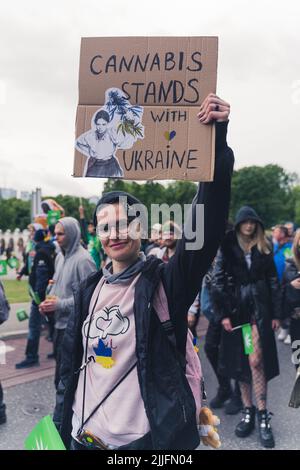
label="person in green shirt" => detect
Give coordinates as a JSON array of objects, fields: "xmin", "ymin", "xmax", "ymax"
[{"xmin": 79, "ymin": 205, "xmax": 104, "ymax": 270}]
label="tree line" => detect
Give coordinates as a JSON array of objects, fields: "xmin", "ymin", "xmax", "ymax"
[{"xmin": 0, "ymin": 165, "xmax": 299, "ymax": 231}]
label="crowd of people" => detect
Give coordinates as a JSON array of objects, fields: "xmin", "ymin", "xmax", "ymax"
[
  {"xmin": 0, "ymin": 94, "xmax": 300, "ymax": 450},
  {"xmin": 0, "ymin": 236, "xmax": 26, "ymax": 270}
]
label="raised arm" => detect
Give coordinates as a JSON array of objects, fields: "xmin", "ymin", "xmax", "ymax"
[{"xmin": 161, "ymin": 94, "xmax": 234, "ymax": 330}]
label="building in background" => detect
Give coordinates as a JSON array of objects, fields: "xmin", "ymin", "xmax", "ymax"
[
  {"xmin": 0, "ymin": 188, "xmax": 17, "ymax": 199},
  {"xmin": 20, "ymin": 191, "xmax": 31, "ymax": 202}
]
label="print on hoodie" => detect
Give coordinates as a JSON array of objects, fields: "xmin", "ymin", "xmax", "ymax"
[{"xmin": 83, "ymin": 305, "xmax": 130, "ymax": 368}]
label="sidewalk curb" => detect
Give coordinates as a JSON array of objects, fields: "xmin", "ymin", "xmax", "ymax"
[
  {"xmin": 2, "ymin": 366, "xmax": 55, "ymax": 389},
  {"xmin": 0, "ymin": 331, "xmax": 28, "ymax": 341}
]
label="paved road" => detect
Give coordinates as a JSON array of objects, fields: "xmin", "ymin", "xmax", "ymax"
[
  {"xmin": 198, "ymin": 336, "xmax": 300, "ymax": 450},
  {"xmin": 0, "ymin": 302, "xmax": 31, "ymax": 338},
  {"xmin": 0, "ymin": 336, "xmax": 299, "ymax": 450},
  {"xmin": 0, "ymin": 376, "xmax": 56, "ymax": 450}
]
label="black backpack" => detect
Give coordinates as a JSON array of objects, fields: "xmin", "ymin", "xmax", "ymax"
[{"xmin": 0, "ymin": 281, "xmax": 10, "ymax": 325}]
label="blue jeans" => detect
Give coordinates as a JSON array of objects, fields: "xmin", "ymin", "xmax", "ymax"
[
  {"xmin": 25, "ymin": 302, "xmax": 43, "ymax": 361},
  {"xmin": 200, "ymin": 285, "xmax": 214, "ymax": 322}
]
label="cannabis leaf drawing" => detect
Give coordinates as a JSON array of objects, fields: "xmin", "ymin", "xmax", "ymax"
[{"xmin": 106, "ymin": 90, "xmax": 143, "ymax": 138}]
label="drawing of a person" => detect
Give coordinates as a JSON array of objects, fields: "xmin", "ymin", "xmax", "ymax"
[{"xmin": 75, "ymin": 88, "xmax": 144, "ymax": 178}]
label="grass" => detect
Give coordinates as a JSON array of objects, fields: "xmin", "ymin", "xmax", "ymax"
[{"xmin": 1, "ymin": 279, "xmax": 30, "ymax": 304}]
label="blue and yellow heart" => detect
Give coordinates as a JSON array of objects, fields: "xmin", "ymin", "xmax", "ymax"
[{"xmin": 164, "ymin": 130, "xmax": 176, "ymax": 142}]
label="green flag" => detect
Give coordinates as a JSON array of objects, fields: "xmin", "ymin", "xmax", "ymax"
[
  {"xmin": 25, "ymin": 415, "xmax": 66, "ymax": 450},
  {"xmin": 0, "ymin": 260, "xmax": 7, "ymax": 276},
  {"xmin": 242, "ymin": 323, "xmax": 254, "ymax": 355},
  {"xmin": 28, "ymin": 285, "xmax": 41, "ymax": 305},
  {"xmin": 47, "ymin": 210, "xmax": 61, "ymax": 226}
]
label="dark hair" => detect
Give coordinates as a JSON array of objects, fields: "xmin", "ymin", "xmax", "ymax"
[
  {"xmin": 93, "ymin": 191, "xmax": 143, "ymax": 227},
  {"xmin": 275, "ymin": 224, "xmax": 289, "ymax": 238},
  {"xmin": 93, "ymin": 191, "xmax": 148, "ymax": 238},
  {"xmin": 48, "ymin": 225, "xmax": 56, "ymax": 236},
  {"xmin": 41, "ymin": 202, "xmax": 51, "ymax": 214},
  {"xmin": 94, "ymin": 110, "xmax": 110, "ymax": 125},
  {"xmin": 34, "ymin": 229, "xmax": 45, "ymax": 243}
]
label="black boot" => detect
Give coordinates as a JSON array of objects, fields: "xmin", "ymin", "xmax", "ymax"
[
  {"xmin": 257, "ymin": 409, "xmax": 275, "ymax": 448},
  {"xmin": 235, "ymin": 406, "xmax": 256, "ymax": 438},
  {"xmin": 225, "ymin": 382, "xmax": 243, "ymax": 415},
  {"xmin": 15, "ymin": 358, "xmax": 39, "ymax": 369},
  {"xmin": 210, "ymin": 386, "xmax": 232, "ymax": 409}
]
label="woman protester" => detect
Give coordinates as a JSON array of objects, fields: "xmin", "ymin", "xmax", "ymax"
[
  {"xmin": 53, "ymin": 94, "xmax": 234, "ymax": 450},
  {"xmin": 211, "ymin": 206, "xmax": 281, "ymax": 448}
]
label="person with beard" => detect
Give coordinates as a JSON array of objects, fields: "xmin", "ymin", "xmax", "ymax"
[
  {"xmin": 39, "ymin": 217, "xmax": 96, "ymax": 389},
  {"xmin": 16, "ymin": 230, "xmax": 56, "ymax": 369},
  {"xmin": 154, "ymin": 221, "xmax": 182, "ymax": 263}
]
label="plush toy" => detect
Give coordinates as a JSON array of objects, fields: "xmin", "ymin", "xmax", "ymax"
[{"xmin": 198, "ymin": 406, "xmax": 221, "ymax": 449}]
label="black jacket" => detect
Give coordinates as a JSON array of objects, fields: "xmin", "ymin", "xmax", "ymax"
[
  {"xmin": 53, "ymin": 122, "xmax": 234, "ymax": 450},
  {"xmin": 29, "ymin": 241, "xmax": 55, "ymax": 304},
  {"xmin": 282, "ymin": 258, "xmax": 300, "ymax": 319},
  {"xmin": 211, "ymin": 230, "xmax": 281, "ymax": 382}
]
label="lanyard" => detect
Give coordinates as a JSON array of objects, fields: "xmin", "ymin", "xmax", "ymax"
[{"xmin": 77, "ymin": 280, "xmax": 137, "ymax": 437}]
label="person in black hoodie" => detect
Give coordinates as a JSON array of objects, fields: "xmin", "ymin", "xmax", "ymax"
[
  {"xmin": 211, "ymin": 206, "xmax": 281, "ymax": 448},
  {"xmin": 15, "ymin": 230, "xmax": 55, "ymax": 369}
]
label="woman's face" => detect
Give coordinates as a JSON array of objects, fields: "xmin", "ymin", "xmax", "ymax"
[
  {"xmin": 96, "ymin": 118, "xmax": 108, "ymax": 134},
  {"xmin": 240, "ymin": 220, "xmax": 256, "ymax": 237},
  {"xmin": 97, "ymin": 203, "xmax": 141, "ymax": 264}
]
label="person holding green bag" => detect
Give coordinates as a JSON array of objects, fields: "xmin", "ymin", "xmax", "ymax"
[{"xmin": 211, "ymin": 206, "xmax": 281, "ymax": 448}]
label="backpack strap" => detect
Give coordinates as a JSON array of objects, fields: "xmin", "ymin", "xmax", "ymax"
[{"xmin": 141, "ymin": 257, "xmax": 187, "ymax": 369}]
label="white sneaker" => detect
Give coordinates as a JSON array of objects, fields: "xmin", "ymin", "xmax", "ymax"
[
  {"xmin": 284, "ymin": 334, "xmax": 291, "ymax": 345},
  {"xmin": 278, "ymin": 328, "xmax": 288, "ymax": 341}
]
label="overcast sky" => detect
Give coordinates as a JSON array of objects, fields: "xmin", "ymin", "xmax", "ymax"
[{"xmin": 0, "ymin": 0, "xmax": 299, "ymax": 198}]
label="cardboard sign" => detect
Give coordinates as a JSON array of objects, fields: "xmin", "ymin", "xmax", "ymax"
[{"xmin": 73, "ymin": 37, "xmax": 218, "ymax": 181}]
